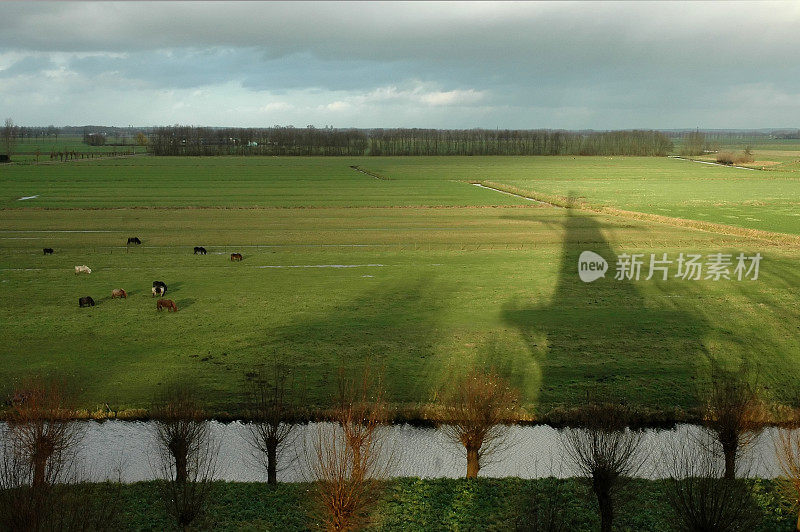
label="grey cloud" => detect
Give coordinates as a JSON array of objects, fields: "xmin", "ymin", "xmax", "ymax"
[
  {"xmin": 0, "ymin": 55, "xmax": 56, "ymax": 77},
  {"xmin": 67, "ymin": 49, "xmax": 420, "ymax": 93},
  {"xmin": 1, "ymin": 1, "xmax": 799, "ymax": 128}
]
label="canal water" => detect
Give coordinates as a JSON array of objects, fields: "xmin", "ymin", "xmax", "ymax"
[{"xmin": 2, "ymin": 421, "xmax": 784, "ymax": 483}]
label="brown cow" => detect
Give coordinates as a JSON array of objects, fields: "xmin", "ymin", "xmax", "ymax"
[
  {"xmin": 111, "ymin": 288, "xmax": 127, "ymax": 299},
  {"xmin": 230, "ymin": 253, "xmax": 243, "ymax": 262},
  {"xmin": 156, "ymin": 299, "xmax": 178, "ymax": 312}
]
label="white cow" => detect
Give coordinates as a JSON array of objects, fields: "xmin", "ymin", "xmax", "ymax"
[{"xmin": 74, "ymin": 265, "xmax": 91, "ymax": 275}]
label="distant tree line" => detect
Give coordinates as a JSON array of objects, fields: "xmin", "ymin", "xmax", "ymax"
[
  {"xmin": 148, "ymin": 126, "xmax": 675, "ymax": 157},
  {"xmin": 774, "ymin": 129, "xmax": 800, "ymax": 139},
  {"xmin": 3, "ymin": 124, "xmax": 60, "ymax": 144}
]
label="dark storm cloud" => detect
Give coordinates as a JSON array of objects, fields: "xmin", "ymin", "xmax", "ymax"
[{"xmin": 0, "ymin": 1, "xmax": 798, "ymax": 127}]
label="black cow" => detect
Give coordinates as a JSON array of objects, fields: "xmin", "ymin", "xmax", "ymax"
[
  {"xmin": 152, "ymin": 281, "xmax": 167, "ymax": 297},
  {"xmin": 79, "ymin": 296, "xmax": 95, "ymax": 307},
  {"xmin": 194, "ymin": 246, "xmax": 207, "ymax": 255},
  {"xmin": 127, "ymin": 237, "xmax": 142, "ymax": 245},
  {"xmin": 43, "ymin": 248, "xmax": 54, "ymax": 255}
]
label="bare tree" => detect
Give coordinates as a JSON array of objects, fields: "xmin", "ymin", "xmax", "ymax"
[
  {"xmin": 308, "ymin": 368, "xmax": 391, "ymax": 531},
  {"xmin": 4, "ymin": 380, "xmax": 79, "ymax": 488},
  {"xmin": 703, "ymin": 373, "xmax": 765, "ymax": 480},
  {"xmin": 774, "ymin": 424, "xmax": 800, "ymax": 531},
  {"xmin": 244, "ymin": 364, "xmax": 301, "ymax": 484},
  {"xmin": 0, "ymin": 379, "xmax": 120, "ymax": 531},
  {"xmin": 562, "ymin": 400, "xmax": 646, "ymax": 532},
  {"xmin": 436, "ymin": 369, "xmax": 519, "ymax": 478},
  {"xmin": 0, "ymin": 379, "xmax": 78, "ymax": 530},
  {"xmin": 2, "ymin": 118, "xmax": 17, "ymax": 160},
  {"xmin": 152, "ymin": 383, "xmax": 218, "ymax": 530},
  {"xmin": 665, "ymin": 429, "xmax": 760, "ymax": 531}
]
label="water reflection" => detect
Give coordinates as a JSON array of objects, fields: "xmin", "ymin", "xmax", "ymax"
[{"xmin": 1, "ymin": 421, "xmax": 783, "ymax": 483}]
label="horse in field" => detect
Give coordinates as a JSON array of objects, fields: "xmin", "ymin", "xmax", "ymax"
[
  {"xmin": 79, "ymin": 296, "xmax": 95, "ymax": 307},
  {"xmin": 43, "ymin": 248, "xmax": 54, "ymax": 255},
  {"xmin": 74, "ymin": 265, "xmax": 91, "ymax": 274},
  {"xmin": 194, "ymin": 246, "xmax": 207, "ymax": 255},
  {"xmin": 230, "ymin": 253, "xmax": 243, "ymax": 261},
  {"xmin": 127, "ymin": 237, "xmax": 141, "ymax": 245},
  {"xmin": 156, "ymin": 299, "xmax": 178, "ymax": 312},
  {"xmin": 111, "ymin": 288, "xmax": 127, "ymax": 299},
  {"xmin": 152, "ymin": 281, "xmax": 167, "ymax": 296}
]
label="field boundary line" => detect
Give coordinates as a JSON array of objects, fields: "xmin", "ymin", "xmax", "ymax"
[
  {"xmin": 480, "ymin": 180, "xmax": 800, "ymax": 248},
  {"xmin": 668, "ymin": 155, "xmax": 760, "ymax": 171},
  {"xmin": 0, "ymin": 204, "xmax": 542, "ymax": 212},
  {"xmin": 350, "ymin": 165, "xmax": 391, "ymax": 180},
  {"xmin": 468, "ymin": 181, "xmax": 556, "ymax": 206}
]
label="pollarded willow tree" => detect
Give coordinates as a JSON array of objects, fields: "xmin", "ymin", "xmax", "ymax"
[
  {"xmin": 703, "ymin": 372, "xmax": 765, "ymax": 480},
  {"xmin": 0, "ymin": 378, "xmax": 120, "ymax": 531},
  {"xmin": 244, "ymin": 363, "xmax": 302, "ymax": 485},
  {"xmin": 152, "ymin": 383, "xmax": 218, "ymax": 530},
  {"xmin": 665, "ymin": 428, "xmax": 760, "ymax": 532},
  {"xmin": 436, "ymin": 369, "xmax": 520, "ymax": 478},
  {"xmin": 563, "ymin": 399, "xmax": 646, "ymax": 532},
  {"xmin": 308, "ymin": 367, "xmax": 392, "ymax": 531}
]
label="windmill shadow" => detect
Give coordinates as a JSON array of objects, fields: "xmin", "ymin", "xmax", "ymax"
[{"xmin": 503, "ymin": 195, "xmax": 710, "ymax": 414}]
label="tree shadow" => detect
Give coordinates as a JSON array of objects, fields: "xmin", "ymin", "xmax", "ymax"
[
  {"xmin": 502, "ymin": 195, "xmax": 711, "ymax": 414},
  {"xmin": 234, "ymin": 277, "xmax": 447, "ymax": 410}
]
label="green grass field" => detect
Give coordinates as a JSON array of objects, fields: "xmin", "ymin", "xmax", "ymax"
[
  {"xmin": 0, "ymin": 155, "xmax": 798, "ymax": 418},
  {"xmin": 360, "ymin": 156, "xmax": 800, "ymax": 235},
  {"xmin": 3, "ymin": 155, "xmax": 798, "ymax": 233}
]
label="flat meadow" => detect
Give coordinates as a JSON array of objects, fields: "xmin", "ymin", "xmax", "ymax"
[{"xmin": 0, "ymin": 155, "xmax": 798, "ymax": 418}]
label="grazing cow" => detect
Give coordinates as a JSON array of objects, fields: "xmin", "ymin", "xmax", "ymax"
[
  {"xmin": 111, "ymin": 288, "xmax": 127, "ymax": 299},
  {"xmin": 127, "ymin": 237, "xmax": 142, "ymax": 245},
  {"xmin": 78, "ymin": 296, "xmax": 95, "ymax": 307},
  {"xmin": 194, "ymin": 246, "xmax": 207, "ymax": 255},
  {"xmin": 74, "ymin": 265, "xmax": 91, "ymax": 275},
  {"xmin": 152, "ymin": 281, "xmax": 167, "ymax": 297},
  {"xmin": 230, "ymin": 253, "xmax": 243, "ymax": 262},
  {"xmin": 156, "ymin": 299, "xmax": 178, "ymax": 312},
  {"xmin": 43, "ymin": 248, "xmax": 54, "ymax": 255}
]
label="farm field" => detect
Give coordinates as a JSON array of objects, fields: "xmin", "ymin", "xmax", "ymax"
[
  {"xmin": 0, "ymin": 156, "xmax": 529, "ymax": 208},
  {"xmin": 360, "ymin": 156, "xmax": 800, "ymax": 235},
  {"xmin": 0, "ymin": 156, "xmax": 799, "ymax": 418},
  {"xmin": 3, "ymin": 155, "xmax": 799, "ymax": 234}
]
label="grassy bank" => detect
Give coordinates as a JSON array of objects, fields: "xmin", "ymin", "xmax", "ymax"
[{"xmin": 75, "ymin": 477, "xmax": 796, "ymax": 530}]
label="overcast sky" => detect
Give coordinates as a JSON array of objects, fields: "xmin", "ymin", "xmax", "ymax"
[{"xmin": 1, "ymin": 1, "xmax": 798, "ymax": 129}]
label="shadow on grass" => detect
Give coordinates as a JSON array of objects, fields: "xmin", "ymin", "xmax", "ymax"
[
  {"xmin": 176, "ymin": 298, "xmax": 196, "ymax": 310},
  {"xmin": 241, "ymin": 276, "xmax": 447, "ymax": 409},
  {"xmin": 502, "ymin": 195, "xmax": 712, "ymax": 415}
]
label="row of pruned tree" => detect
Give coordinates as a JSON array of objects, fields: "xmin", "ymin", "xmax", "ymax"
[
  {"xmin": 0, "ymin": 367, "xmax": 795, "ymax": 531},
  {"xmin": 148, "ymin": 126, "xmax": 674, "ymax": 157}
]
